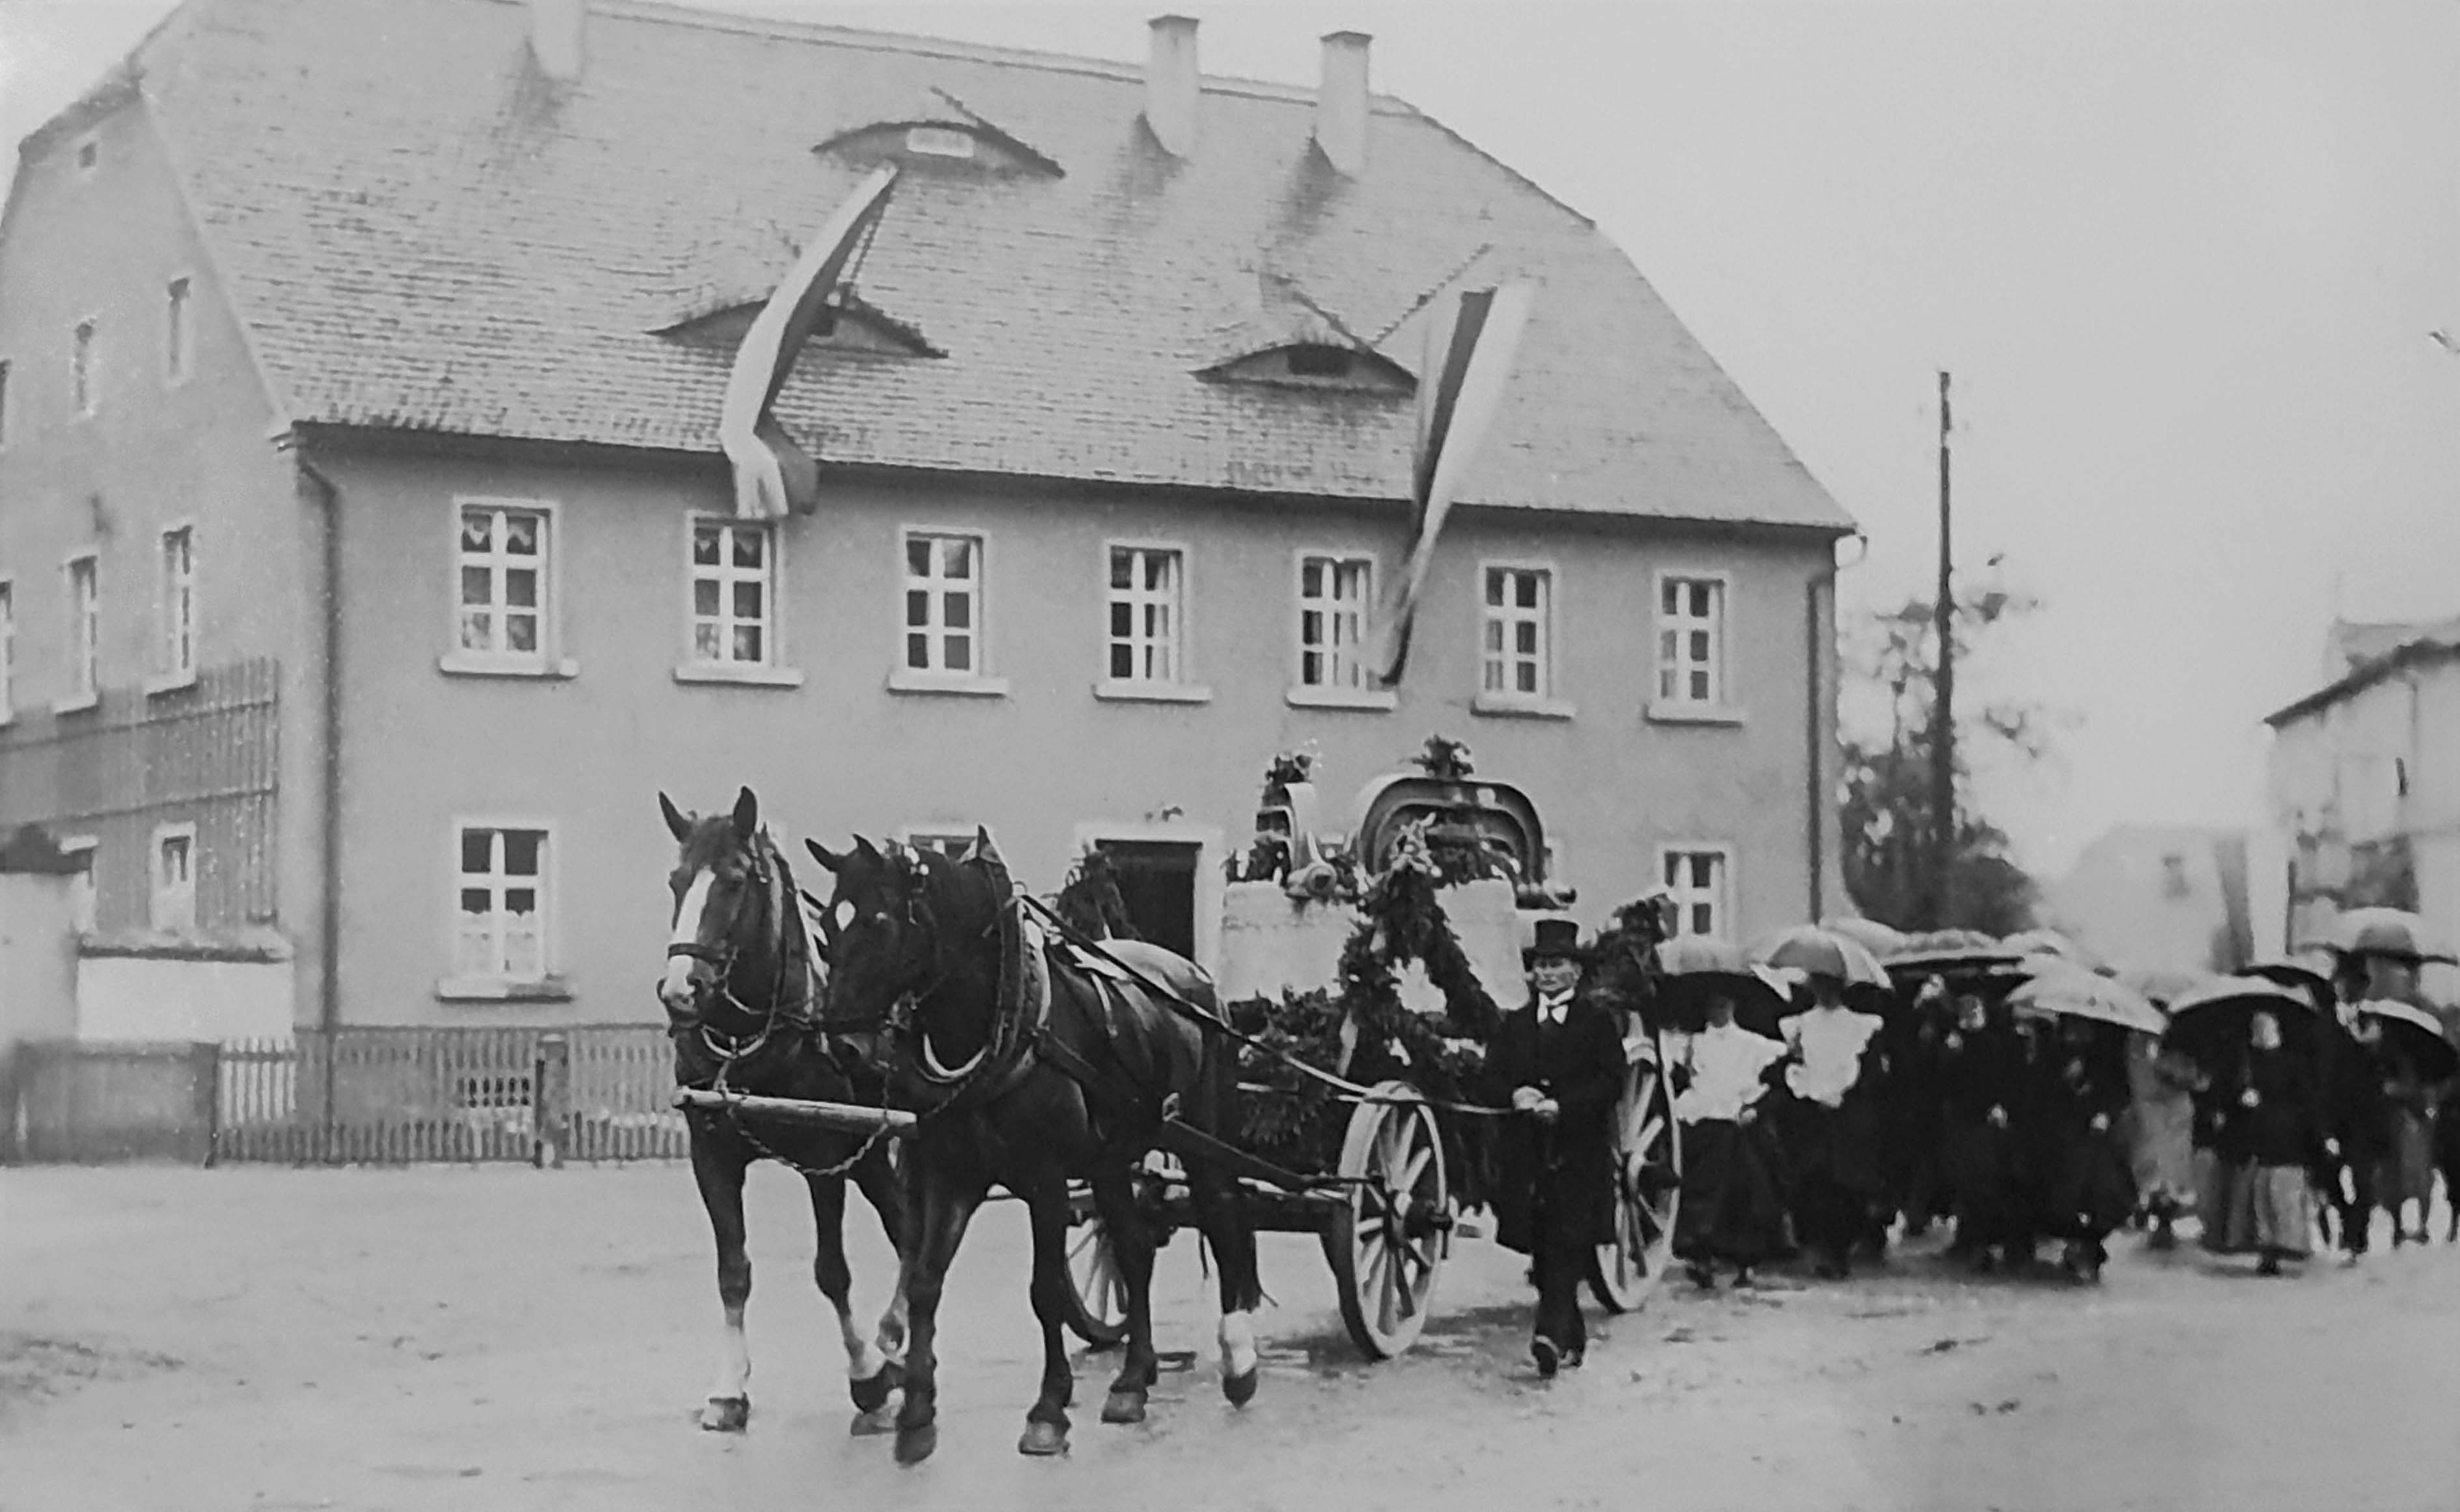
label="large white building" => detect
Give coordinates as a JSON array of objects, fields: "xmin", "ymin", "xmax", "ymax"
[{"xmin": 2265, "ymin": 619, "xmax": 2460, "ymax": 1000}]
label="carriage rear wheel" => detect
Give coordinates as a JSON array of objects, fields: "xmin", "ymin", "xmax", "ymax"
[
  {"xmin": 1059, "ymin": 1193, "xmax": 1130, "ymax": 1349},
  {"xmin": 1321, "ymin": 1082, "xmax": 1449, "ymax": 1360},
  {"xmin": 1590, "ymin": 1028, "xmax": 1683, "ymax": 1312}
]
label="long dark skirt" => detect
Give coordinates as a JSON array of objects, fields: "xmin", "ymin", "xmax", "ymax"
[
  {"xmin": 2042, "ymin": 1127, "xmax": 2137, "ymax": 1243},
  {"xmin": 1675, "ymin": 1118, "xmax": 1787, "ymax": 1266},
  {"xmin": 1942, "ymin": 1119, "xmax": 2022, "ymax": 1252},
  {"xmin": 1775, "ymin": 1097, "xmax": 1884, "ymax": 1262}
]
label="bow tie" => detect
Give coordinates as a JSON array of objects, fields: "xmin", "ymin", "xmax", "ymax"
[{"xmin": 1537, "ymin": 996, "xmax": 1571, "ymax": 1024}]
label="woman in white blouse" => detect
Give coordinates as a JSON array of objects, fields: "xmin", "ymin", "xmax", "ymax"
[{"xmin": 1671, "ymin": 990, "xmax": 1791, "ymax": 1289}]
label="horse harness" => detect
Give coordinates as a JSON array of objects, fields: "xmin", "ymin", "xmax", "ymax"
[{"xmin": 667, "ymin": 833, "xmax": 901, "ymax": 1182}]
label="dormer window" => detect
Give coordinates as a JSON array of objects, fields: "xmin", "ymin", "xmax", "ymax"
[
  {"xmin": 905, "ymin": 126, "xmax": 977, "ymax": 160},
  {"xmin": 815, "ymin": 91, "xmax": 1063, "ymax": 179},
  {"xmin": 1205, "ymin": 342, "xmax": 1413, "ymax": 395},
  {"xmin": 652, "ymin": 293, "xmax": 942, "ymax": 359}
]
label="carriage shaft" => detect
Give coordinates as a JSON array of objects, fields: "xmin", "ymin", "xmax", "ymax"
[{"xmin": 671, "ymin": 1088, "xmax": 917, "ymax": 1136}]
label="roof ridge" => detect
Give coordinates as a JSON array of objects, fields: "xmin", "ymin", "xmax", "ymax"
[{"xmin": 563, "ymin": 0, "xmax": 1420, "ymax": 112}]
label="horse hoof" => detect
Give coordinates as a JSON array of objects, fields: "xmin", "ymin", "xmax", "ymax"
[
  {"xmin": 849, "ymin": 1405, "xmax": 899, "ymax": 1438},
  {"xmin": 1100, "ymin": 1390, "xmax": 1147, "ymax": 1425},
  {"xmin": 893, "ymin": 1423, "xmax": 938, "ymax": 1465},
  {"xmin": 849, "ymin": 1366, "xmax": 898, "ymax": 1415},
  {"xmin": 1222, "ymin": 1367, "xmax": 1258, "ymax": 1407},
  {"xmin": 699, "ymin": 1396, "xmax": 750, "ymax": 1433},
  {"xmin": 1018, "ymin": 1420, "xmax": 1070, "ymax": 1457}
]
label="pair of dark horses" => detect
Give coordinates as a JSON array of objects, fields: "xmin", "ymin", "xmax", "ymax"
[{"xmin": 657, "ymin": 788, "xmax": 1263, "ymax": 1464}]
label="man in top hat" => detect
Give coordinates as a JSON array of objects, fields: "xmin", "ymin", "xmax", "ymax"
[{"xmin": 1481, "ymin": 917, "xmax": 1627, "ymax": 1377}]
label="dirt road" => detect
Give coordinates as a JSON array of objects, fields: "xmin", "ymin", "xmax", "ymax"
[{"xmin": 5, "ymin": 1165, "xmax": 2455, "ymax": 1512}]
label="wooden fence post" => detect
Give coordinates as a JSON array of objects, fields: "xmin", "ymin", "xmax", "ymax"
[
  {"xmin": 194, "ymin": 1041, "xmax": 222, "ymax": 1168},
  {"xmin": 535, "ymin": 1033, "xmax": 570, "ymax": 1169},
  {"xmin": 0, "ymin": 1044, "xmax": 20, "ymax": 1166}
]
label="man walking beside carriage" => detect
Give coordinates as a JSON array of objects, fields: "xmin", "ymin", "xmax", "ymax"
[{"xmin": 1483, "ymin": 918, "xmax": 1627, "ymax": 1378}]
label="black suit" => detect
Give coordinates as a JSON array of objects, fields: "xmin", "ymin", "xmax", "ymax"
[{"xmin": 1482, "ymin": 988, "xmax": 1625, "ymax": 1356}]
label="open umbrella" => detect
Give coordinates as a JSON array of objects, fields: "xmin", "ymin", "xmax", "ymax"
[
  {"xmin": 1821, "ymin": 916, "xmax": 1911, "ymax": 959},
  {"xmin": 2004, "ymin": 963, "xmax": 2165, "ymax": 1034},
  {"xmin": 2116, "ymin": 967, "xmax": 2221, "ymax": 1011},
  {"xmin": 2243, "ymin": 955, "xmax": 2335, "ymax": 1010},
  {"xmin": 2311, "ymin": 908, "xmax": 2459, "ymax": 965},
  {"xmin": 1748, "ymin": 925, "xmax": 1891, "ymax": 988},
  {"xmin": 1998, "ymin": 929, "xmax": 2101, "ymax": 970},
  {"xmin": 1882, "ymin": 938, "xmax": 2026, "ymax": 977},
  {"xmin": 1653, "ymin": 935, "xmax": 1789, "ymax": 1037},
  {"xmin": 2356, "ymin": 999, "xmax": 2460, "ymax": 1082},
  {"xmin": 2163, "ymin": 975, "xmax": 2328, "ymax": 1061}
]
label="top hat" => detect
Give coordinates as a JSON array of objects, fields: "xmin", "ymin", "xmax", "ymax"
[{"xmin": 1524, "ymin": 916, "xmax": 1589, "ymax": 967}]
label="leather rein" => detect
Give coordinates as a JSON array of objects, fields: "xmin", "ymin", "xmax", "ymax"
[{"xmin": 665, "ymin": 832, "xmax": 828, "ymax": 1067}]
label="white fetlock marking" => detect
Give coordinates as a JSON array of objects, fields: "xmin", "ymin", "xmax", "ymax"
[
  {"xmin": 876, "ymin": 1296, "xmax": 910, "ymax": 1365},
  {"xmin": 1218, "ymin": 1309, "xmax": 1257, "ymax": 1378},
  {"xmin": 836, "ymin": 1302, "xmax": 888, "ymax": 1379},
  {"xmin": 708, "ymin": 1307, "xmax": 750, "ymax": 1401}
]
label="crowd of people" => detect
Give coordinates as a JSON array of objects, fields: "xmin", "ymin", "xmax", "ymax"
[{"xmin": 1479, "ymin": 914, "xmax": 2458, "ymax": 1377}]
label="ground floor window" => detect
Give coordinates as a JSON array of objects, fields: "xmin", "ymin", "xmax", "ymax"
[
  {"xmin": 1659, "ymin": 846, "xmax": 1731, "ymax": 938},
  {"xmin": 454, "ymin": 825, "xmax": 548, "ymax": 981}
]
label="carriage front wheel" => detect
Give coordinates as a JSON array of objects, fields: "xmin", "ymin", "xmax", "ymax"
[
  {"xmin": 1321, "ymin": 1082, "xmax": 1449, "ymax": 1360},
  {"xmin": 1589, "ymin": 1029, "xmax": 1682, "ymax": 1312}
]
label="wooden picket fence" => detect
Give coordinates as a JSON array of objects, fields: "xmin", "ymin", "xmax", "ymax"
[{"xmin": 7, "ymin": 1026, "xmax": 691, "ymax": 1166}]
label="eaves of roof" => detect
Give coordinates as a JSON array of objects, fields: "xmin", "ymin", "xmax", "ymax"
[{"xmin": 2265, "ymin": 637, "xmax": 2460, "ymax": 729}]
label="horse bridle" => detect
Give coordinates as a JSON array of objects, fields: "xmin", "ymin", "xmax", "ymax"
[{"xmin": 666, "ymin": 830, "xmax": 817, "ymax": 1065}]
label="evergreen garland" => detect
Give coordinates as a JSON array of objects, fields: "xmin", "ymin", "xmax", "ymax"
[{"xmin": 1230, "ymin": 821, "xmax": 1503, "ymax": 1199}]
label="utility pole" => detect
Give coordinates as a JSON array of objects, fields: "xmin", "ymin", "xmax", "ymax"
[{"xmin": 1931, "ymin": 371, "xmax": 1955, "ymax": 929}]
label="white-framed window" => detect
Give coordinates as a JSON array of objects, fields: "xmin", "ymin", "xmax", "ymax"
[
  {"xmin": 158, "ymin": 525, "xmax": 197, "ymax": 682},
  {"xmin": 0, "ymin": 579, "xmax": 14, "ymax": 720},
  {"xmin": 688, "ymin": 518, "xmax": 774, "ymax": 667},
  {"xmin": 454, "ymin": 501, "xmax": 551, "ymax": 668},
  {"xmin": 1481, "ymin": 565, "xmax": 1552, "ymax": 699},
  {"xmin": 1660, "ymin": 846, "xmax": 1731, "ymax": 939},
  {"xmin": 1297, "ymin": 553, "xmax": 1373, "ymax": 691},
  {"xmin": 64, "ymin": 552, "xmax": 98, "ymax": 705},
  {"xmin": 150, "ymin": 822, "xmax": 197, "ymax": 932},
  {"xmin": 902, "ymin": 531, "xmax": 981, "ymax": 676},
  {"xmin": 453, "ymin": 824, "xmax": 550, "ymax": 982},
  {"xmin": 163, "ymin": 276, "xmax": 193, "ymax": 384},
  {"xmin": 70, "ymin": 318, "xmax": 96, "ymax": 417},
  {"xmin": 905, "ymin": 126, "xmax": 977, "ymax": 159},
  {"xmin": 1656, "ymin": 574, "xmax": 1726, "ymax": 706},
  {"xmin": 1106, "ymin": 544, "xmax": 1184, "ymax": 685},
  {"xmin": 61, "ymin": 836, "xmax": 98, "ymax": 933}
]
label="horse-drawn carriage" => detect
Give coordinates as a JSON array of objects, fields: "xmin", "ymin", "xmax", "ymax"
[
  {"xmin": 1048, "ymin": 744, "xmax": 1685, "ymax": 1360},
  {"xmin": 657, "ymin": 741, "xmax": 1683, "ymax": 1460}
]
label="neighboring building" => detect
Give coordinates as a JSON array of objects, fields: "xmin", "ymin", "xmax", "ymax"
[
  {"xmin": 2042, "ymin": 824, "xmax": 2266, "ymax": 978},
  {"xmin": 0, "ymin": 0, "xmax": 1856, "ymax": 1031},
  {"xmin": 2265, "ymin": 624, "xmax": 2460, "ymax": 1000}
]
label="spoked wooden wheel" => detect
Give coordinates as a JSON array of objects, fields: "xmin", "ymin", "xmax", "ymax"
[
  {"xmin": 1591, "ymin": 1028, "xmax": 1683, "ymax": 1312},
  {"xmin": 1060, "ymin": 1192, "xmax": 1130, "ymax": 1349},
  {"xmin": 1321, "ymin": 1082, "xmax": 1449, "ymax": 1360}
]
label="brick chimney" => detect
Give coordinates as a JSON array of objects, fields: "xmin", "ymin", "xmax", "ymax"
[
  {"xmin": 1315, "ymin": 31, "xmax": 1370, "ymax": 175},
  {"xmin": 1145, "ymin": 15, "xmax": 1199, "ymax": 157},
  {"xmin": 531, "ymin": 0, "xmax": 585, "ymax": 84}
]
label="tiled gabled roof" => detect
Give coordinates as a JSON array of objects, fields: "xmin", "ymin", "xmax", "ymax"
[{"xmin": 119, "ymin": 0, "xmax": 1852, "ymax": 529}]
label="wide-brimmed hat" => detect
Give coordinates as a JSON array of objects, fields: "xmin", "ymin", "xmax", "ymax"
[{"xmin": 1524, "ymin": 916, "xmax": 1590, "ymax": 966}]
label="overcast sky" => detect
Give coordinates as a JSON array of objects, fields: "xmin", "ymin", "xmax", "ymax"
[{"xmin": 6, "ymin": 1, "xmax": 2456, "ymax": 880}]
